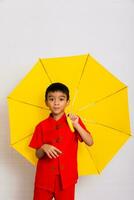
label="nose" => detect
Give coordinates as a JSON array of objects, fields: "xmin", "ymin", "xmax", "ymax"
[{"xmin": 54, "ymin": 99, "xmax": 59, "ymax": 105}]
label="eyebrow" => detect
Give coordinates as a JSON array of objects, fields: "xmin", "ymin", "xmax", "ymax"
[{"xmin": 48, "ymin": 95, "xmax": 66, "ymax": 98}]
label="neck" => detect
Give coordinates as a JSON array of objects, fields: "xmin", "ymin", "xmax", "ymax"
[{"xmin": 51, "ymin": 112, "xmax": 65, "ymax": 121}]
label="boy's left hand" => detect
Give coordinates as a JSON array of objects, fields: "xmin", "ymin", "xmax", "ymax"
[{"xmin": 68, "ymin": 113, "xmax": 79, "ymax": 128}]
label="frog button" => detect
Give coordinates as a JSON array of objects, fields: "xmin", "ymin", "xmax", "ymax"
[
  {"xmin": 54, "ymin": 138, "xmax": 58, "ymax": 143},
  {"xmin": 55, "ymin": 125, "xmax": 60, "ymax": 130},
  {"xmin": 60, "ymin": 165, "xmax": 64, "ymax": 170},
  {"xmin": 51, "ymin": 165, "xmax": 56, "ymax": 171},
  {"xmin": 59, "ymin": 135, "xmax": 63, "ymax": 141}
]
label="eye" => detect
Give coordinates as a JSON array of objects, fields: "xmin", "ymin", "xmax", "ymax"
[
  {"xmin": 49, "ymin": 98, "xmax": 54, "ymax": 101},
  {"xmin": 60, "ymin": 98, "xmax": 65, "ymax": 101}
]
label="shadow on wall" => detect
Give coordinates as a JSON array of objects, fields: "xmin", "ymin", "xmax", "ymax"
[{"xmin": 0, "ymin": 102, "xmax": 35, "ymax": 200}]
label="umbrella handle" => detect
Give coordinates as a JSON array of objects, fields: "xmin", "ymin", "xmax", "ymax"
[{"xmin": 66, "ymin": 115, "xmax": 75, "ymax": 132}]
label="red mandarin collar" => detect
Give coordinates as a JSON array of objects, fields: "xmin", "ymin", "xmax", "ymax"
[{"xmin": 48, "ymin": 113, "xmax": 67, "ymax": 125}]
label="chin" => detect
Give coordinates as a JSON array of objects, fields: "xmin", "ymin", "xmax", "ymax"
[{"xmin": 53, "ymin": 110, "xmax": 63, "ymax": 115}]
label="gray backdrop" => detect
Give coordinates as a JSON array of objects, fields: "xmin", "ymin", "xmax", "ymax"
[{"xmin": 0, "ymin": 0, "xmax": 134, "ymax": 199}]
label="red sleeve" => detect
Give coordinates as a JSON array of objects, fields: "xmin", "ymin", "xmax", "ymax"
[
  {"xmin": 29, "ymin": 124, "xmax": 43, "ymax": 149},
  {"xmin": 76, "ymin": 117, "xmax": 91, "ymax": 142}
]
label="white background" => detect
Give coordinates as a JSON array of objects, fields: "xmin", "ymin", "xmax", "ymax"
[{"xmin": 0, "ymin": 0, "xmax": 134, "ymax": 199}]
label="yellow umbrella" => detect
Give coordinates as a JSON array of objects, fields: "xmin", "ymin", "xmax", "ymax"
[{"xmin": 7, "ymin": 54, "xmax": 131, "ymax": 175}]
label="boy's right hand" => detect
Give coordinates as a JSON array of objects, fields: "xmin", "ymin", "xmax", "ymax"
[{"xmin": 41, "ymin": 144, "xmax": 62, "ymax": 159}]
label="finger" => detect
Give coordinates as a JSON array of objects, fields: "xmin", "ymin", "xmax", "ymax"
[
  {"xmin": 50, "ymin": 151, "xmax": 58, "ymax": 158},
  {"xmin": 51, "ymin": 149, "xmax": 59, "ymax": 157},
  {"xmin": 53, "ymin": 147, "xmax": 62, "ymax": 154},
  {"xmin": 53, "ymin": 146, "xmax": 62, "ymax": 153},
  {"xmin": 69, "ymin": 113, "xmax": 76, "ymax": 120},
  {"xmin": 69, "ymin": 113, "xmax": 73, "ymax": 118},
  {"xmin": 47, "ymin": 152, "xmax": 53, "ymax": 159},
  {"xmin": 68, "ymin": 113, "xmax": 72, "ymax": 118}
]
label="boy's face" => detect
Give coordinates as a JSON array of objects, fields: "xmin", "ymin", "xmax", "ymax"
[{"xmin": 45, "ymin": 91, "xmax": 69, "ymax": 115}]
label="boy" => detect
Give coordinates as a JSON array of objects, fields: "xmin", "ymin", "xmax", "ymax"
[{"xmin": 29, "ymin": 82, "xmax": 93, "ymax": 200}]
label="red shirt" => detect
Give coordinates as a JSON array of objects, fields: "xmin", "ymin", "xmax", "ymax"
[{"xmin": 29, "ymin": 113, "xmax": 90, "ymax": 191}]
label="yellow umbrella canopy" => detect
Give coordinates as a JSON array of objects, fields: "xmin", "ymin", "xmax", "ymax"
[{"xmin": 7, "ymin": 54, "xmax": 131, "ymax": 175}]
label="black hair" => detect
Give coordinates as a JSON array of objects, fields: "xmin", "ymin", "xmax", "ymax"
[{"xmin": 45, "ymin": 82, "xmax": 69, "ymax": 101}]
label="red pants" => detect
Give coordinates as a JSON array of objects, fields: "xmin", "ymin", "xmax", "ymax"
[{"xmin": 33, "ymin": 175, "xmax": 75, "ymax": 200}]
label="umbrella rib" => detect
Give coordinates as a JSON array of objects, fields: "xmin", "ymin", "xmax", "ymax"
[
  {"xmin": 95, "ymin": 122, "xmax": 132, "ymax": 136},
  {"xmin": 77, "ymin": 54, "xmax": 90, "ymax": 87},
  {"xmin": 81, "ymin": 117, "xmax": 132, "ymax": 136},
  {"xmin": 84, "ymin": 144, "xmax": 101, "ymax": 174},
  {"xmin": 11, "ymin": 133, "xmax": 33, "ymax": 146},
  {"xmin": 93, "ymin": 86, "xmax": 127, "ymax": 105},
  {"xmin": 8, "ymin": 97, "xmax": 49, "ymax": 110},
  {"xmin": 39, "ymin": 58, "xmax": 53, "ymax": 83},
  {"xmin": 70, "ymin": 54, "xmax": 90, "ymax": 112},
  {"xmin": 76, "ymin": 86, "xmax": 127, "ymax": 112}
]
